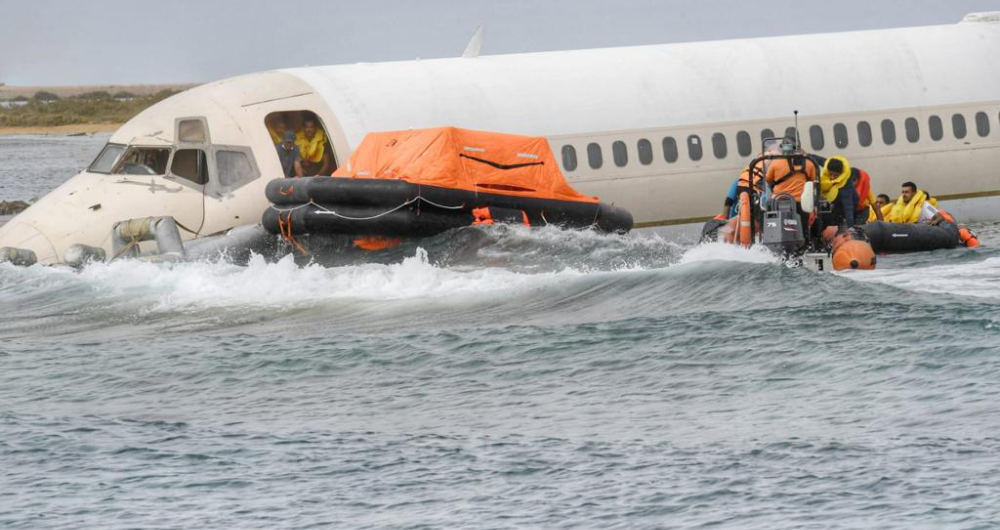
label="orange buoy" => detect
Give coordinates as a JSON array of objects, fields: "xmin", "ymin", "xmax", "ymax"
[{"xmin": 832, "ymin": 239, "xmax": 877, "ymax": 270}]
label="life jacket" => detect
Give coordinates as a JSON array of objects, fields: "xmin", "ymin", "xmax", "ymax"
[
  {"xmin": 820, "ymin": 156, "xmax": 852, "ymax": 202},
  {"xmin": 296, "ymin": 129, "xmax": 327, "ymax": 163},
  {"xmin": 885, "ymin": 189, "xmax": 936, "ymax": 223},
  {"xmin": 773, "ymin": 155, "xmax": 810, "ymax": 187},
  {"xmin": 937, "ymin": 210, "xmax": 981, "ymax": 247},
  {"xmin": 854, "ymin": 169, "xmax": 874, "ymax": 209},
  {"xmin": 766, "ymin": 156, "xmax": 815, "ymax": 201},
  {"xmin": 867, "ymin": 202, "xmax": 893, "ymax": 223},
  {"xmin": 268, "ymin": 126, "xmax": 283, "ymax": 145}
]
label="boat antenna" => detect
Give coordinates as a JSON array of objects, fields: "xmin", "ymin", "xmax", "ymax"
[{"xmin": 793, "ymin": 110, "xmax": 800, "ymax": 150}]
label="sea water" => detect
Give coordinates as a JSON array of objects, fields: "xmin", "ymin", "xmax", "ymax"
[{"xmin": 2, "ymin": 135, "xmax": 999, "ymax": 529}]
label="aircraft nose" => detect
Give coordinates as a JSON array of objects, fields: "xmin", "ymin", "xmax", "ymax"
[{"xmin": 0, "ymin": 220, "xmax": 60, "ymax": 264}]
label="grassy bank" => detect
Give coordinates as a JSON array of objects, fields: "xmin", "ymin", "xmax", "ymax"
[
  {"xmin": 0, "ymin": 89, "xmax": 182, "ymax": 129},
  {"xmin": 0, "ymin": 123, "xmax": 121, "ymax": 136}
]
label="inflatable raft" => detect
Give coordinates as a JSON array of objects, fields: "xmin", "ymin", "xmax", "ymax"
[
  {"xmin": 263, "ymin": 127, "xmax": 632, "ymax": 242},
  {"xmin": 862, "ymin": 221, "xmax": 961, "ymax": 253}
]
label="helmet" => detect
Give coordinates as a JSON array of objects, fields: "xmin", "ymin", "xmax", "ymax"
[{"xmin": 780, "ymin": 137, "xmax": 797, "ymax": 155}]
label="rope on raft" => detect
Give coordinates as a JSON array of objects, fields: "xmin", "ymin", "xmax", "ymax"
[
  {"xmin": 266, "ymin": 194, "xmax": 466, "ymax": 221},
  {"xmin": 267, "ymin": 194, "xmax": 467, "ymax": 255}
]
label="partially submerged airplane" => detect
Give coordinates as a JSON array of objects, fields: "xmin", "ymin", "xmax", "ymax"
[{"xmin": 2, "ymin": 12, "xmax": 998, "ymax": 264}]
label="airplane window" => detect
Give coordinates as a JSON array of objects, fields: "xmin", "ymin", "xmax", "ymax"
[
  {"xmin": 975, "ymin": 112, "xmax": 990, "ymax": 137},
  {"xmin": 612, "ymin": 140, "xmax": 628, "ymax": 167},
  {"xmin": 171, "ymin": 149, "xmax": 209, "ymax": 185},
  {"xmin": 833, "ymin": 123, "xmax": 848, "ymax": 149},
  {"xmin": 809, "ymin": 125, "xmax": 825, "ymax": 151},
  {"xmin": 928, "ymin": 116, "xmax": 943, "ymax": 141},
  {"xmin": 561, "ymin": 145, "xmax": 578, "ymax": 172},
  {"xmin": 952, "ymin": 114, "xmax": 967, "ymax": 139},
  {"xmin": 784, "ymin": 127, "xmax": 797, "ymax": 143},
  {"xmin": 587, "ymin": 143, "xmax": 603, "ymax": 169},
  {"xmin": 736, "ymin": 131, "xmax": 752, "ymax": 157},
  {"xmin": 662, "ymin": 137, "xmax": 678, "ymax": 163},
  {"xmin": 687, "ymin": 135, "xmax": 703, "ymax": 161},
  {"xmin": 760, "ymin": 129, "xmax": 774, "ymax": 147},
  {"xmin": 857, "ymin": 121, "xmax": 872, "ymax": 147},
  {"xmin": 905, "ymin": 118, "xmax": 920, "ymax": 143},
  {"xmin": 178, "ymin": 119, "xmax": 207, "ymax": 143},
  {"xmin": 216, "ymin": 150, "xmax": 256, "ymax": 188},
  {"xmin": 114, "ymin": 147, "xmax": 171, "ymax": 175},
  {"xmin": 881, "ymin": 119, "xmax": 896, "ymax": 145},
  {"xmin": 711, "ymin": 133, "xmax": 727, "ymax": 159},
  {"xmin": 636, "ymin": 139, "xmax": 653, "ymax": 165},
  {"xmin": 88, "ymin": 143, "xmax": 126, "ymax": 173}
]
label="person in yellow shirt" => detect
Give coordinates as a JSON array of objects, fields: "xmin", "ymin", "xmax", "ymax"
[{"xmin": 296, "ymin": 118, "xmax": 332, "ymax": 176}]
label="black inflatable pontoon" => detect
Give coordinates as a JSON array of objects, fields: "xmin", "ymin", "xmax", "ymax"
[
  {"xmin": 862, "ymin": 221, "xmax": 960, "ymax": 253},
  {"xmin": 263, "ymin": 177, "xmax": 633, "ymax": 238}
]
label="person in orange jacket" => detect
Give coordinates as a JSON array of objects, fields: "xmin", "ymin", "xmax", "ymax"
[
  {"xmin": 852, "ymin": 166, "xmax": 880, "ymax": 224},
  {"xmin": 765, "ymin": 140, "xmax": 819, "ymax": 232}
]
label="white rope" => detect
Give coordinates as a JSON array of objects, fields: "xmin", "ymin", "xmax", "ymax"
[
  {"xmin": 415, "ymin": 196, "xmax": 466, "ymax": 210},
  {"xmin": 267, "ymin": 203, "xmax": 313, "ymax": 213},
  {"xmin": 270, "ymin": 195, "xmax": 466, "ymax": 221},
  {"xmin": 311, "ymin": 199, "xmax": 415, "ymax": 221}
]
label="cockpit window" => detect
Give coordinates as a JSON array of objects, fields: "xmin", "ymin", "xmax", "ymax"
[
  {"xmin": 170, "ymin": 149, "xmax": 209, "ymax": 185},
  {"xmin": 88, "ymin": 143, "xmax": 126, "ymax": 173},
  {"xmin": 178, "ymin": 119, "xmax": 208, "ymax": 143},
  {"xmin": 114, "ymin": 147, "xmax": 171, "ymax": 175}
]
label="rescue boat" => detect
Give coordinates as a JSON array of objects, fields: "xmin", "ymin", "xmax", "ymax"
[
  {"xmin": 262, "ymin": 127, "xmax": 633, "ymax": 244},
  {"xmin": 698, "ymin": 140, "xmax": 878, "ymax": 271}
]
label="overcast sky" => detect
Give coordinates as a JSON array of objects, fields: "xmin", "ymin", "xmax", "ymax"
[{"xmin": 0, "ymin": 0, "xmax": 995, "ymax": 86}]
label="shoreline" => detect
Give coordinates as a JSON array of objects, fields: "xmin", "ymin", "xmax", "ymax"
[{"xmin": 0, "ymin": 123, "xmax": 120, "ymax": 136}]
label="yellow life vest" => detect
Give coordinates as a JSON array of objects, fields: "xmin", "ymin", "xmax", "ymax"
[
  {"xmin": 886, "ymin": 189, "xmax": 933, "ymax": 223},
  {"xmin": 867, "ymin": 202, "xmax": 894, "ymax": 223},
  {"xmin": 820, "ymin": 156, "xmax": 852, "ymax": 202},
  {"xmin": 268, "ymin": 126, "xmax": 282, "ymax": 145},
  {"xmin": 296, "ymin": 129, "xmax": 327, "ymax": 163}
]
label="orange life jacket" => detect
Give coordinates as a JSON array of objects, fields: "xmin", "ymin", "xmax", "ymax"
[
  {"xmin": 938, "ymin": 210, "xmax": 981, "ymax": 248},
  {"xmin": 854, "ymin": 169, "xmax": 873, "ymax": 209}
]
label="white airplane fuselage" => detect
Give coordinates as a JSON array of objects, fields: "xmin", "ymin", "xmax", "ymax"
[{"xmin": 2, "ymin": 13, "xmax": 998, "ymax": 264}]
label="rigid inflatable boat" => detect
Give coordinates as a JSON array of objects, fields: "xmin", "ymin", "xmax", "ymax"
[
  {"xmin": 263, "ymin": 127, "xmax": 632, "ymax": 244},
  {"xmin": 698, "ymin": 143, "xmax": 878, "ymax": 271}
]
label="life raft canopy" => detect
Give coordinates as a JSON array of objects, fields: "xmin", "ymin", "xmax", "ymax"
[{"xmin": 332, "ymin": 127, "xmax": 598, "ymax": 204}]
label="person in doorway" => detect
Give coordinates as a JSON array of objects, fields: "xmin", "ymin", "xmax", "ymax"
[
  {"xmin": 268, "ymin": 116, "xmax": 289, "ymax": 145},
  {"xmin": 296, "ymin": 118, "xmax": 332, "ymax": 176},
  {"xmin": 276, "ymin": 130, "xmax": 304, "ymax": 178}
]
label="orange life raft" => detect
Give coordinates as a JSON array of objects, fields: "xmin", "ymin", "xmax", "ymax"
[{"xmin": 263, "ymin": 127, "xmax": 633, "ymax": 240}]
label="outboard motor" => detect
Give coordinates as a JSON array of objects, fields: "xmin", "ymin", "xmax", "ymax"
[{"xmin": 761, "ymin": 193, "xmax": 805, "ymax": 256}]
